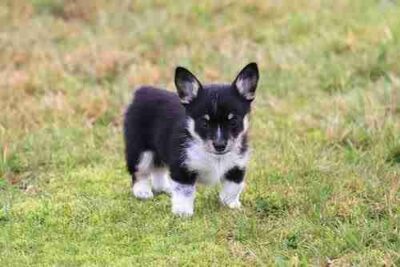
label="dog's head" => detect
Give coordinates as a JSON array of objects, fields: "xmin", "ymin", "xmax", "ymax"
[{"xmin": 175, "ymin": 63, "xmax": 259, "ymax": 155}]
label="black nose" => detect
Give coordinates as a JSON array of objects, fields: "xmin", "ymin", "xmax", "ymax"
[{"xmin": 213, "ymin": 140, "xmax": 227, "ymax": 152}]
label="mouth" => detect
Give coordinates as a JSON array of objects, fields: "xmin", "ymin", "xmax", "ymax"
[{"xmin": 212, "ymin": 150, "xmax": 229, "ymax": 155}]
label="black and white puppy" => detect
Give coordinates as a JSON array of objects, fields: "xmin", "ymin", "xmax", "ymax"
[{"xmin": 123, "ymin": 63, "xmax": 259, "ymax": 216}]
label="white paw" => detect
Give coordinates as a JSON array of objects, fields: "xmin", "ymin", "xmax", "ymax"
[
  {"xmin": 220, "ymin": 196, "xmax": 242, "ymax": 209},
  {"xmin": 132, "ymin": 182, "xmax": 153, "ymax": 200},
  {"xmin": 151, "ymin": 170, "xmax": 171, "ymax": 194},
  {"xmin": 152, "ymin": 181, "xmax": 171, "ymax": 194},
  {"xmin": 226, "ymin": 200, "xmax": 242, "ymax": 209},
  {"xmin": 170, "ymin": 180, "xmax": 195, "ymax": 217},
  {"xmin": 172, "ymin": 205, "xmax": 193, "ymax": 217},
  {"xmin": 219, "ymin": 180, "xmax": 244, "ymax": 210}
]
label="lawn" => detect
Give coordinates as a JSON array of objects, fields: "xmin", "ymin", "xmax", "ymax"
[{"xmin": 1, "ymin": 0, "xmax": 400, "ymax": 265}]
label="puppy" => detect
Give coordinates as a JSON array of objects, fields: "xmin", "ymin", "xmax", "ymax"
[{"xmin": 123, "ymin": 63, "xmax": 259, "ymax": 216}]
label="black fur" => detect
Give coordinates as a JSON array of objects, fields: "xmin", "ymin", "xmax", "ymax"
[{"xmin": 224, "ymin": 167, "xmax": 246, "ymax": 184}]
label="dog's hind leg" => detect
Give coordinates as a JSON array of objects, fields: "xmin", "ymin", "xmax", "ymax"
[
  {"xmin": 151, "ymin": 167, "xmax": 171, "ymax": 194},
  {"xmin": 132, "ymin": 151, "xmax": 154, "ymax": 200}
]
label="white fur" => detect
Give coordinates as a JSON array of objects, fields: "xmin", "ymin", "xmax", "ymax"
[
  {"xmin": 132, "ymin": 151, "xmax": 154, "ymax": 199},
  {"xmin": 151, "ymin": 168, "xmax": 171, "ymax": 194},
  {"xmin": 137, "ymin": 151, "xmax": 154, "ymax": 173},
  {"xmin": 170, "ymin": 180, "xmax": 195, "ymax": 217},
  {"xmin": 184, "ymin": 118, "xmax": 249, "ymax": 185},
  {"xmin": 236, "ymin": 78, "xmax": 255, "ymax": 100},
  {"xmin": 132, "ymin": 179, "xmax": 153, "ymax": 199},
  {"xmin": 242, "ymin": 115, "xmax": 249, "ymax": 132},
  {"xmin": 179, "ymin": 80, "xmax": 199, "ymax": 104},
  {"xmin": 220, "ymin": 180, "xmax": 244, "ymax": 209},
  {"xmin": 216, "ymin": 126, "xmax": 222, "ymax": 140}
]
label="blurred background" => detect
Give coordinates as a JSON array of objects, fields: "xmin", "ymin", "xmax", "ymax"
[{"xmin": 1, "ymin": 0, "xmax": 400, "ymax": 265}]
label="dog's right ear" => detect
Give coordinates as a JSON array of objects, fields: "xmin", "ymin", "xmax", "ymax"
[{"xmin": 175, "ymin": 67, "xmax": 202, "ymax": 104}]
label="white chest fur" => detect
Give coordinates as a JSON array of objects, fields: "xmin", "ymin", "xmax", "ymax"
[{"xmin": 184, "ymin": 141, "xmax": 249, "ymax": 185}]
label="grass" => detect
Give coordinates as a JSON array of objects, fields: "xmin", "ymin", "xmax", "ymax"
[{"xmin": 1, "ymin": 0, "xmax": 400, "ymax": 265}]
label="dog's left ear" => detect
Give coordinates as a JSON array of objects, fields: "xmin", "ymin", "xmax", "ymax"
[{"xmin": 232, "ymin": 62, "xmax": 259, "ymax": 101}]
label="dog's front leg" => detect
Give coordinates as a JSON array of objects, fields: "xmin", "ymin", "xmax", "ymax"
[
  {"xmin": 170, "ymin": 166, "xmax": 197, "ymax": 217},
  {"xmin": 220, "ymin": 167, "xmax": 245, "ymax": 209}
]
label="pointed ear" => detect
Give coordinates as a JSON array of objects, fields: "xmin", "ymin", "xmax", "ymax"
[
  {"xmin": 175, "ymin": 67, "xmax": 202, "ymax": 104},
  {"xmin": 232, "ymin": 62, "xmax": 259, "ymax": 101}
]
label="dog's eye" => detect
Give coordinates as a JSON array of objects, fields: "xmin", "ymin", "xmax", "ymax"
[
  {"xmin": 200, "ymin": 119, "xmax": 209, "ymax": 129},
  {"xmin": 229, "ymin": 117, "xmax": 238, "ymax": 127},
  {"xmin": 228, "ymin": 114, "xmax": 237, "ymax": 128}
]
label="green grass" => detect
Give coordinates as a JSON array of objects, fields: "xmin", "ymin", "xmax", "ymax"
[{"xmin": 1, "ymin": 0, "xmax": 400, "ymax": 265}]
